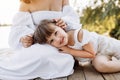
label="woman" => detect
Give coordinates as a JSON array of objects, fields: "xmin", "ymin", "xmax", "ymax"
[{"xmin": 6, "ymin": 0, "xmax": 81, "ymax": 79}]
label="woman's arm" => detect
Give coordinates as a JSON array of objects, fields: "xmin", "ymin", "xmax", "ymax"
[
  {"xmin": 61, "ymin": 0, "xmax": 81, "ymax": 31},
  {"xmin": 62, "ymin": 0, "xmax": 69, "ymax": 6},
  {"xmin": 8, "ymin": 12, "xmax": 35, "ymax": 49}
]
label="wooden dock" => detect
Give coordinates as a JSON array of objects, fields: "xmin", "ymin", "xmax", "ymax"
[{"xmin": 33, "ymin": 62, "xmax": 120, "ymax": 80}]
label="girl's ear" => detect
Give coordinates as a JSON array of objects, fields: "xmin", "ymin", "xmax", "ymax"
[{"xmin": 20, "ymin": 0, "xmax": 31, "ymax": 4}]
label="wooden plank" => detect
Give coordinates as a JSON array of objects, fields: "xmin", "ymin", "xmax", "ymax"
[
  {"xmin": 68, "ymin": 65, "xmax": 85, "ymax": 80},
  {"xmin": 83, "ymin": 62, "xmax": 104, "ymax": 80},
  {"xmin": 52, "ymin": 77, "xmax": 67, "ymax": 80},
  {"xmin": 112, "ymin": 72, "xmax": 120, "ymax": 80},
  {"xmin": 31, "ymin": 78, "xmax": 44, "ymax": 80},
  {"xmin": 32, "ymin": 77, "xmax": 50, "ymax": 80},
  {"xmin": 102, "ymin": 73, "xmax": 116, "ymax": 80},
  {"xmin": 102, "ymin": 71, "xmax": 120, "ymax": 80},
  {"xmin": 33, "ymin": 77, "xmax": 67, "ymax": 80},
  {"xmin": 32, "ymin": 61, "xmax": 120, "ymax": 80}
]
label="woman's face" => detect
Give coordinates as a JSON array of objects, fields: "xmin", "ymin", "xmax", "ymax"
[{"xmin": 47, "ymin": 24, "xmax": 68, "ymax": 48}]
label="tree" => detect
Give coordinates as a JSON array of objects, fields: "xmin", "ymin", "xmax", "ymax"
[{"xmin": 80, "ymin": 0, "xmax": 120, "ymax": 39}]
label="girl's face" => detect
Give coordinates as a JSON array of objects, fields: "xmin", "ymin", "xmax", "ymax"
[{"xmin": 47, "ymin": 24, "xmax": 68, "ymax": 48}]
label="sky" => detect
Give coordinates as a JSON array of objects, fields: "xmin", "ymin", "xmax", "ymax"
[{"xmin": 0, "ymin": 0, "xmax": 91, "ymax": 24}]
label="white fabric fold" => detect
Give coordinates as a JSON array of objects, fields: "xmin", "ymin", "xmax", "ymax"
[{"xmin": 62, "ymin": 6, "xmax": 82, "ymax": 31}]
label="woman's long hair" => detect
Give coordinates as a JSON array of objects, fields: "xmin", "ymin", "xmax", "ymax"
[{"xmin": 20, "ymin": 0, "xmax": 31, "ymax": 4}]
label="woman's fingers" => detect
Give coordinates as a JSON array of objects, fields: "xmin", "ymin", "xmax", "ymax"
[
  {"xmin": 20, "ymin": 35, "xmax": 33, "ymax": 47},
  {"xmin": 22, "ymin": 42, "xmax": 32, "ymax": 48}
]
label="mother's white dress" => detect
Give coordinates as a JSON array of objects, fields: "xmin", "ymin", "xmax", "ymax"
[{"xmin": 0, "ymin": 5, "xmax": 81, "ymax": 80}]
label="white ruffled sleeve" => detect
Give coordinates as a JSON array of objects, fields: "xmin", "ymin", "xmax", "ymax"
[
  {"xmin": 8, "ymin": 12, "xmax": 35, "ymax": 49},
  {"xmin": 61, "ymin": 5, "xmax": 82, "ymax": 31}
]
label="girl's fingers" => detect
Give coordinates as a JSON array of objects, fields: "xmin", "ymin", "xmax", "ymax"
[
  {"xmin": 59, "ymin": 23, "xmax": 67, "ymax": 28},
  {"xmin": 56, "ymin": 19, "xmax": 64, "ymax": 26},
  {"xmin": 53, "ymin": 18, "xmax": 60, "ymax": 22},
  {"xmin": 53, "ymin": 18, "xmax": 67, "ymax": 29},
  {"xmin": 58, "ymin": 22, "xmax": 64, "ymax": 26}
]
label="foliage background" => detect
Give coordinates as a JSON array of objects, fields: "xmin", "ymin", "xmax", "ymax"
[{"xmin": 75, "ymin": 0, "xmax": 120, "ymax": 40}]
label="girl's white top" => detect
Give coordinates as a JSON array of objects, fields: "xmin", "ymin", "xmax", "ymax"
[{"xmin": 69, "ymin": 28, "xmax": 120, "ymax": 62}]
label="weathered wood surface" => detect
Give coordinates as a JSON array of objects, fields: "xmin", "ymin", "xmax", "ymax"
[{"xmin": 33, "ymin": 63, "xmax": 120, "ymax": 80}]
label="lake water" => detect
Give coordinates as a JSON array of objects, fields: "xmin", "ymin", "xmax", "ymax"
[{"xmin": 0, "ymin": 26, "xmax": 10, "ymax": 49}]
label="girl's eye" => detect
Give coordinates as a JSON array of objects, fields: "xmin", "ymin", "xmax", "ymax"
[
  {"xmin": 55, "ymin": 31, "xmax": 58, "ymax": 36},
  {"xmin": 50, "ymin": 39, "xmax": 54, "ymax": 44}
]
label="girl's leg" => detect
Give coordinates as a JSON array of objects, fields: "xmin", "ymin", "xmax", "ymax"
[{"xmin": 92, "ymin": 55, "xmax": 120, "ymax": 73}]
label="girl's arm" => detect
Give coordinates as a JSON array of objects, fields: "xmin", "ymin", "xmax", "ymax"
[
  {"xmin": 59, "ymin": 44, "xmax": 95, "ymax": 58},
  {"xmin": 82, "ymin": 42, "xmax": 96, "ymax": 57}
]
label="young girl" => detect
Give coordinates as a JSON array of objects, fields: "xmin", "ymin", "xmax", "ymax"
[
  {"xmin": 33, "ymin": 19, "xmax": 120, "ymax": 73},
  {"xmin": 7, "ymin": 0, "xmax": 81, "ymax": 79}
]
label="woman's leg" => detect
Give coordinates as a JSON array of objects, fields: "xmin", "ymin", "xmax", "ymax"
[
  {"xmin": 0, "ymin": 44, "xmax": 74, "ymax": 79},
  {"xmin": 92, "ymin": 55, "xmax": 120, "ymax": 73}
]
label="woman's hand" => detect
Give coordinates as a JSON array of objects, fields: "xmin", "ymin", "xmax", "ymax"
[
  {"xmin": 53, "ymin": 18, "xmax": 67, "ymax": 29},
  {"xmin": 20, "ymin": 34, "xmax": 33, "ymax": 48}
]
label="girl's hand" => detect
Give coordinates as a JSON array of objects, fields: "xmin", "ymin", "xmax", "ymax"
[
  {"xmin": 53, "ymin": 18, "xmax": 67, "ymax": 29},
  {"xmin": 58, "ymin": 46, "xmax": 71, "ymax": 54},
  {"xmin": 20, "ymin": 34, "xmax": 33, "ymax": 48}
]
